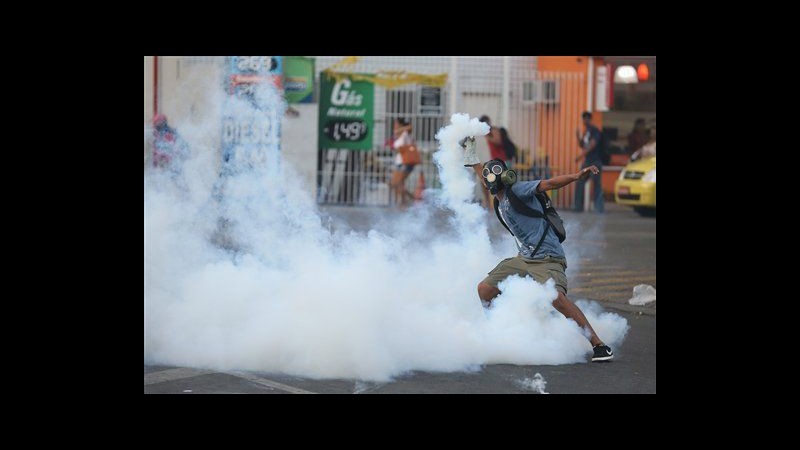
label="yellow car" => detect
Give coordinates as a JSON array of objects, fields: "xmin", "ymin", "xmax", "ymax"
[{"xmin": 615, "ymin": 156, "xmax": 656, "ymax": 216}]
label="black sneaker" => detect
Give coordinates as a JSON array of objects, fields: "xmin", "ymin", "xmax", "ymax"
[{"xmin": 592, "ymin": 344, "xmax": 613, "ymax": 362}]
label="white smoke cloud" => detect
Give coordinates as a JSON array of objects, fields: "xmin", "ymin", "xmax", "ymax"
[
  {"xmin": 562, "ymin": 213, "xmax": 607, "ymax": 278},
  {"xmin": 145, "ymin": 78, "xmax": 629, "ymax": 383},
  {"xmin": 518, "ymin": 372, "xmax": 549, "ymax": 394}
]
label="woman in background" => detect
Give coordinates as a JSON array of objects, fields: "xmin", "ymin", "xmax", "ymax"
[{"xmin": 390, "ymin": 117, "xmax": 417, "ymax": 208}]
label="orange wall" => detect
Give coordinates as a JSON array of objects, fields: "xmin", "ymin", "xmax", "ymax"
[
  {"xmin": 537, "ymin": 56, "xmax": 604, "ymax": 129},
  {"xmin": 538, "ymin": 56, "xmax": 589, "ymax": 73},
  {"xmin": 535, "ymin": 56, "xmax": 609, "ymax": 206}
]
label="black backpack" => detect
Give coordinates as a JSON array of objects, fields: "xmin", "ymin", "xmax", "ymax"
[
  {"xmin": 499, "ymin": 127, "xmax": 517, "ymax": 161},
  {"xmin": 494, "ymin": 185, "xmax": 567, "ymax": 258}
]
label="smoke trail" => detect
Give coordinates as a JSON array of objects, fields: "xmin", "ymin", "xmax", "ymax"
[
  {"xmin": 518, "ymin": 372, "xmax": 549, "ymax": 394},
  {"xmin": 353, "ymin": 380, "xmax": 382, "ymax": 394},
  {"xmin": 145, "ymin": 75, "xmax": 629, "ymax": 382},
  {"xmin": 562, "ymin": 213, "xmax": 607, "ymax": 278}
]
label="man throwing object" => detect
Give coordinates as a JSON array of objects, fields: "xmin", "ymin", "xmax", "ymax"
[{"xmin": 460, "ymin": 136, "xmax": 614, "ymax": 362}]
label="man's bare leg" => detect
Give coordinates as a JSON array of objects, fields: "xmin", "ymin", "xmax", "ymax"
[
  {"xmin": 551, "ymin": 292, "xmax": 603, "ymax": 347},
  {"xmin": 391, "ymin": 170, "xmax": 409, "ymax": 207},
  {"xmin": 478, "ymin": 282, "xmax": 604, "ymax": 347},
  {"xmin": 477, "ymin": 282, "xmax": 500, "ymax": 306}
]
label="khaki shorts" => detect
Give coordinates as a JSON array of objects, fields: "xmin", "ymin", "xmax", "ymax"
[{"xmin": 482, "ymin": 255, "xmax": 568, "ymax": 295}]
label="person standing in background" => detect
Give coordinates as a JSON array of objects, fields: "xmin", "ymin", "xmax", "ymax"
[
  {"xmin": 631, "ymin": 126, "xmax": 656, "ymax": 161},
  {"xmin": 479, "ymin": 115, "xmax": 508, "ymax": 166},
  {"xmin": 573, "ymin": 111, "xmax": 604, "ymax": 213},
  {"xmin": 477, "ymin": 115, "xmax": 507, "ymax": 210},
  {"xmin": 390, "ymin": 118, "xmax": 418, "ymax": 208},
  {"xmin": 627, "ymin": 118, "xmax": 649, "ymax": 156},
  {"xmin": 152, "ymin": 114, "xmax": 187, "ymax": 171}
]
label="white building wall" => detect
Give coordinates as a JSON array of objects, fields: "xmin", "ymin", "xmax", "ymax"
[
  {"xmin": 280, "ymin": 103, "xmax": 318, "ymax": 192},
  {"xmin": 144, "ymin": 56, "xmax": 537, "ymax": 201},
  {"xmin": 144, "ymin": 57, "xmax": 153, "ymax": 123}
]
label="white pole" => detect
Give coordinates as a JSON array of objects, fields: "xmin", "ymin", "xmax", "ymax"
[
  {"xmin": 586, "ymin": 56, "xmax": 594, "ymax": 112},
  {"xmin": 450, "ymin": 56, "xmax": 458, "ymax": 116},
  {"xmin": 586, "ymin": 57, "xmax": 595, "ymax": 211},
  {"xmin": 502, "ymin": 56, "xmax": 510, "ymax": 127}
]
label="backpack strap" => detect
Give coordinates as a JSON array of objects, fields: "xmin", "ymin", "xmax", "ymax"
[
  {"xmin": 494, "ymin": 200, "xmax": 513, "ymax": 235},
  {"xmin": 530, "ymin": 221, "xmax": 551, "ymax": 259},
  {"xmin": 533, "ymin": 190, "xmax": 552, "ymax": 211}
]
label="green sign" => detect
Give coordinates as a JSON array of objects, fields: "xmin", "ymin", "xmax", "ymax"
[
  {"xmin": 283, "ymin": 56, "xmax": 314, "ymax": 104},
  {"xmin": 318, "ymin": 73, "xmax": 374, "ymax": 150}
]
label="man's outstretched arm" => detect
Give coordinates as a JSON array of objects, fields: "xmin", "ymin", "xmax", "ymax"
[{"xmin": 537, "ymin": 165, "xmax": 599, "ymax": 192}]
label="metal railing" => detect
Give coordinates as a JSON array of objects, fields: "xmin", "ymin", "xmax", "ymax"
[
  {"xmin": 146, "ymin": 56, "xmax": 590, "ymax": 210},
  {"xmin": 315, "ymin": 57, "xmax": 586, "ymax": 209}
]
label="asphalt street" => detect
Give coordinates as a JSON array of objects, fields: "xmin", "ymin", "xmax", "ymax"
[{"xmin": 145, "ymin": 201, "xmax": 655, "ymax": 394}]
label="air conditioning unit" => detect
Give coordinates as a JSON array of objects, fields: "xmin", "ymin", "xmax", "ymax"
[{"xmin": 522, "ymin": 80, "xmax": 560, "ymax": 104}]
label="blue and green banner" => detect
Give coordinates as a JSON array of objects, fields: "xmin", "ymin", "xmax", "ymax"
[{"xmin": 283, "ymin": 56, "xmax": 314, "ymax": 104}]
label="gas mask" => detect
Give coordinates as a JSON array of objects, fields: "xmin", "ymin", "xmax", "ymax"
[{"xmin": 482, "ymin": 159, "xmax": 517, "ymax": 195}]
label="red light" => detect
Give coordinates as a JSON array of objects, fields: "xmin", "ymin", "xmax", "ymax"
[{"xmin": 637, "ymin": 63, "xmax": 649, "ymax": 82}]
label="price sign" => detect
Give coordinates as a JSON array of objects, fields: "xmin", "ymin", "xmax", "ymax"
[
  {"xmin": 234, "ymin": 56, "xmax": 280, "ymax": 73},
  {"xmin": 322, "ymin": 120, "xmax": 369, "ymax": 143},
  {"xmin": 221, "ymin": 114, "xmax": 278, "ymax": 146},
  {"xmin": 220, "ymin": 56, "xmax": 283, "ymax": 171},
  {"xmin": 318, "ymin": 73, "xmax": 374, "ymax": 150}
]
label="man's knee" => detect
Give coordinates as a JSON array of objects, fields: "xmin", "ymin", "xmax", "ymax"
[
  {"xmin": 551, "ymin": 292, "xmax": 571, "ymax": 311},
  {"xmin": 478, "ymin": 282, "xmax": 500, "ymax": 301}
]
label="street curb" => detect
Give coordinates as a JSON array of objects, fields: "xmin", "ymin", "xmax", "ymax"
[{"xmin": 591, "ymin": 299, "xmax": 656, "ymax": 317}]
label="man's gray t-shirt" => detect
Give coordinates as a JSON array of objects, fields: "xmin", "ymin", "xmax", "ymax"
[{"xmin": 497, "ymin": 180, "xmax": 565, "ymax": 260}]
